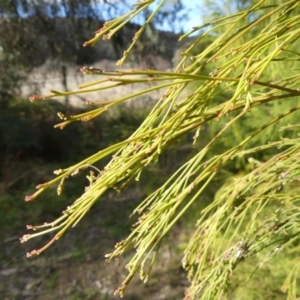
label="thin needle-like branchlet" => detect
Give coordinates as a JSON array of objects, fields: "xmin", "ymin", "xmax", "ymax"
[{"xmin": 23, "ymin": 1, "xmax": 300, "ymax": 299}]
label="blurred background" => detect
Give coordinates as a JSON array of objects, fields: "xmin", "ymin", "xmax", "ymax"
[
  {"xmin": 1, "ymin": 0, "xmax": 299, "ymax": 299},
  {"xmin": 0, "ymin": 1, "xmax": 196, "ymax": 299}
]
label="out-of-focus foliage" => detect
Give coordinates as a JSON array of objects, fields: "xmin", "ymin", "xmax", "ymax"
[
  {"xmin": 0, "ymin": 0, "xmax": 185, "ymax": 107},
  {"xmin": 10, "ymin": 0, "xmax": 300, "ymax": 299}
]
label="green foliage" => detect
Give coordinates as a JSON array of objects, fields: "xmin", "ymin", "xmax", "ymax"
[
  {"xmin": 20, "ymin": 1, "xmax": 300, "ymax": 299},
  {"xmin": 0, "ymin": 98, "xmax": 153, "ymax": 197},
  {"xmin": 0, "ymin": 99, "xmax": 97, "ymax": 161}
]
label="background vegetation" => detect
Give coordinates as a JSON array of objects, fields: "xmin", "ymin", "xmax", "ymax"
[{"xmin": 1, "ymin": 0, "xmax": 300, "ymax": 299}]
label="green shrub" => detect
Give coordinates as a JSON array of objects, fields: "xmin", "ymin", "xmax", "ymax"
[{"xmin": 19, "ymin": 1, "xmax": 300, "ymax": 299}]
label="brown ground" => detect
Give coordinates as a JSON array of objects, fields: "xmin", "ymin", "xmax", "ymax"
[{"xmin": 1, "ymin": 191, "xmax": 189, "ymax": 300}]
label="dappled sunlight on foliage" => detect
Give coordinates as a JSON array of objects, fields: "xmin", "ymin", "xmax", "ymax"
[{"xmin": 11, "ymin": 0, "xmax": 300, "ymax": 298}]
